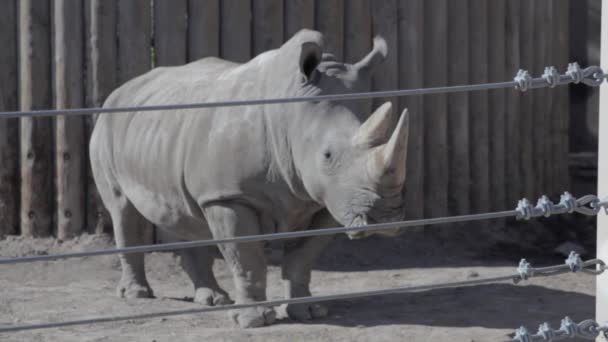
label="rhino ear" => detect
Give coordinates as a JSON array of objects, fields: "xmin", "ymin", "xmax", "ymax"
[
  {"xmin": 299, "ymin": 41, "xmax": 322, "ymax": 81},
  {"xmin": 355, "ymin": 36, "xmax": 388, "ymax": 76}
]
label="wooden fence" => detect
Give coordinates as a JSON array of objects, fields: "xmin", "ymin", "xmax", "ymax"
[{"xmin": 0, "ymin": 0, "xmax": 572, "ymax": 240}]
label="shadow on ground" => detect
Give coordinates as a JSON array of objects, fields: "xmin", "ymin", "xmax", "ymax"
[{"xmin": 279, "ymin": 284, "xmax": 594, "ymax": 329}]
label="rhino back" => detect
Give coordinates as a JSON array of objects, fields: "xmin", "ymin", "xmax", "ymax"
[{"xmin": 94, "ymin": 58, "xmax": 276, "ymax": 226}]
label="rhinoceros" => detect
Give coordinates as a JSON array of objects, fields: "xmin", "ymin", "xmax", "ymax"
[{"xmin": 90, "ymin": 29, "xmax": 409, "ymax": 328}]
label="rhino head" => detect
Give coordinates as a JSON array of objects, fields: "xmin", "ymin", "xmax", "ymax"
[{"xmin": 264, "ymin": 30, "xmax": 409, "ymax": 239}]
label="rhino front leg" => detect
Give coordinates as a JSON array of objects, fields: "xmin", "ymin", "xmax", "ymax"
[
  {"xmin": 281, "ymin": 210, "xmax": 335, "ymax": 320},
  {"xmin": 179, "ymin": 247, "xmax": 232, "ymax": 306},
  {"xmin": 203, "ymin": 203, "xmax": 275, "ymax": 328}
]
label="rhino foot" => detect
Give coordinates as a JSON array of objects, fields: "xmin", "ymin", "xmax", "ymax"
[
  {"xmin": 229, "ymin": 306, "xmax": 276, "ymax": 328},
  {"xmin": 116, "ymin": 282, "xmax": 154, "ymax": 299},
  {"xmin": 284, "ymin": 302, "xmax": 328, "ymax": 320},
  {"xmin": 194, "ymin": 288, "xmax": 233, "ymax": 306}
]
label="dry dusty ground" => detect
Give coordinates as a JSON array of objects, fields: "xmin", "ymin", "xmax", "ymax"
[{"xmin": 0, "ymin": 230, "xmax": 597, "ymax": 342}]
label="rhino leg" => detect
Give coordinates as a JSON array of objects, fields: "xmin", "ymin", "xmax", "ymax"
[
  {"xmin": 179, "ymin": 247, "xmax": 232, "ymax": 306},
  {"xmin": 203, "ymin": 202, "xmax": 276, "ymax": 328},
  {"xmin": 109, "ymin": 199, "xmax": 154, "ymax": 299},
  {"xmin": 281, "ymin": 235, "xmax": 333, "ymax": 320},
  {"xmin": 281, "ymin": 210, "xmax": 335, "ymax": 320}
]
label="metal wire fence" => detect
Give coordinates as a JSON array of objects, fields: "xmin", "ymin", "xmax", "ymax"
[{"xmin": 1, "ymin": 62, "xmax": 607, "ymax": 339}]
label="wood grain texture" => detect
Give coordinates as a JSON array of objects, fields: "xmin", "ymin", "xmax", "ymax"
[
  {"xmin": 398, "ymin": 0, "xmax": 424, "ymax": 221},
  {"xmin": 371, "ymin": 0, "xmax": 399, "ymax": 111},
  {"xmin": 116, "ymin": 0, "xmax": 154, "ymax": 243},
  {"xmin": 447, "ymin": 0, "xmax": 470, "ymax": 216},
  {"xmin": 469, "ymin": 0, "xmax": 489, "ymax": 214},
  {"xmin": 253, "ymin": 0, "xmax": 284, "ymax": 55},
  {"xmin": 553, "ymin": 0, "xmax": 570, "ymax": 194},
  {"xmin": 344, "ymin": 0, "xmax": 371, "ymax": 112},
  {"xmin": 315, "ymin": 0, "xmax": 344, "ymax": 60},
  {"xmin": 154, "ymin": 0, "xmax": 188, "ymax": 66},
  {"xmin": 54, "ymin": 0, "xmax": 85, "ymax": 239},
  {"xmin": 532, "ymin": 0, "xmax": 548, "ymax": 197},
  {"xmin": 18, "ymin": 0, "xmax": 54, "ymax": 237},
  {"xmin": 488, "ymin": 0, "xmax": 506, "ymax": 211},
  {"xmin": 86, "ymin": 0, "xmax": 116, "ymax": 234},
  {"xmin": 188, "ymin": 0, "xmax": 220, "ymax": 60},
  {"xmin": 117, "ymin": 0, "xmax": 152, "ymax": 84},
  {"xmin": 505, "ymin": 0, "xmax": 522, "ymax": 205},
  {"xmin": 220, "ymin": 0, "xmax": 252, "ymax": 63},
  {"xmin": 423, "ymin": 0, "xmax": 448, "ymax": 219},
  {"xmin": 285, "ymin": 0, "xmax": 314, "ymax": 38},
  {"xmin": 0, "ymin": 0, "xmax": 19, "ymax": 237},
  {"xmin": 519, "ymin": 0, "xmax": 535, "ymax": 199}
]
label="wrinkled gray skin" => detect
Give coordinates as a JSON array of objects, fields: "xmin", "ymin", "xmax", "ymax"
[{"xmin": 90, "ymin": 29, "xmax": 409, "ymax": 328}]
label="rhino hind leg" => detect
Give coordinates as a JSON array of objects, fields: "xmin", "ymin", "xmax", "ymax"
[
  {"xmin": 179, "ymin": 247, "xmax": 232, "ymax": 305},
  {"xmin": 203, "ymin": 202, "xmax": 276, "ymax": 328},
  {"xmin": 281, "ymin": 211, "xmax": 336, "ymax": 320},
  {"xmin": 109, "ymin": 200, "xmax": 154, "ymax": 299}
]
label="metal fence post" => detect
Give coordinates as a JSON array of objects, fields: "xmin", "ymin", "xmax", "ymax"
[{"xmin": 597, "ymin": 0, "xmax": 608, "ymax": 338}]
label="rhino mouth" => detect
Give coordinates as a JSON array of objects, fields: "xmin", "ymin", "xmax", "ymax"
[{"xmin": 346, "ymin": 215, "xmax": 369, "ymax": 240}]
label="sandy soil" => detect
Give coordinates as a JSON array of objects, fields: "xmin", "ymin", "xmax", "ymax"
[{"xmin": 0, "ymin": 230, "xmax": 598, "ymax": 342}]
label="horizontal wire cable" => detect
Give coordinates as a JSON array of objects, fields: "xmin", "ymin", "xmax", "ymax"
[
  {"xmin": 0, "ymin": 81, "xmax": 517, "ymax": 119},
  {"xmin": 1, "ymin": 258, "xmax": 602, "ymax": 333},
  {"xmin": 0, "ymin": 62, "xmax": 602, "ymax": 119},
  {"xmin": 0, "ymin": 210, "xmax": 518, "ymax": 264}
]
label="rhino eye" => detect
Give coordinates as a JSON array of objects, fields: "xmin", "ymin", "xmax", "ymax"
[{"xmin": 323, "ymin": 151, "xmax": 332, "ymax": 159}]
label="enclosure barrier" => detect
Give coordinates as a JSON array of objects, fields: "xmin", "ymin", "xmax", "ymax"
[
  {"xmin": 0, "ymin": 252, "xmax": 604, "ymax": 333},
  {"xmin": 504, "ymin": 317, "xmax": 608, "ymax": 342},
  {"xmin": 0, "ymin": 63, "xmax": 606, "ymax": 339},
  {"xmin": 0, "ymin": 192, "xmax": 604, "ymax": 265},
  {"xmin": 0, "ymin": 62, "xmax": 602, "ymax": 119}
]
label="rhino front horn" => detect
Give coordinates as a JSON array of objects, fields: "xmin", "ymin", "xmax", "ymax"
[{"xmin": 379, "ymin": 108, "xmax": 409, "ymax": 182}]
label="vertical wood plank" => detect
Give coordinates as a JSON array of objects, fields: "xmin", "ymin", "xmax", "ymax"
[
  {"xmin": 371, "ymin": 1, "xmax": 399, "ymax": 111},
  {"xmin": 505, "ymin": 0, "xmax": 522, "ymax": 205},
  {"xmin": 488, "ymin": 0, "xmax": 506, "ymax": 211},
  {"xmin": 553, "ymin": 0, "xmax": 570, "ymax": 194},
  {"xmin": 154, "ymin": 0, "xmax": 188, "ymax": 66},
  {"xmin": 344, "ymin": 0, "xmax": 371, "ymax": 63},
  {"xmin": 447, "ymin": 0, "xmax": 470, "ymax": 217},
  {"xmin": 0, "ymin": 0, "xmax": 19, "ymax": 237},
  {"xmin": 519, "ymin": 0, "xmax": 535, "ymax": 199},
  {"xmin": 315, "ymin": 0, "xmax": 344, "ymax": 60},
  {"xmin": 423, "ymin": 0, "xmax": 448, "ymax": 219},
  {"xmin": 285, "ymin": 0, "xmax": 314, "ymax": 38},
  {"xmin": 253, "ymin": 0, "xmax": 284, "ymax": 56},
  {"xmin": 116, "ymin": 0, "xmax": 154, "ymax": 243},
  {"xmin": 344, "ymin": 0, "xmax": 371, "ymax": 112},
  {"xmin": 19, "ymin": 0, "xmax": 54, "ymax": 237},
  {"xmin": 188, "ymin": 0, "xmax": 220, "ymax": 60},
  {"xmin": 469, "ymin": 0, "xmax": 489, "ymax": 214},
  {"xmin": 398, "ymin": 0, "xmax": 424, "ymax": 221},
  {"xmin": 54, "ymin": 0, "xmax": 85, "ymax": 239},
  {"xmin": 117, "ymin": 0, "xmax": 152, "ymax": 85},
  {"xmin": 86, "ymin": 0, "xmax": 117, "ymax": 234},
  {"xmin": 544, "ymin": 0, "xmax": 555, "ymax": 196},
  {"xmin": 532, "ymin": 0, "xmax": 548, "ymax": 197},
  {"xmin": 220, "ymin": 0, "xmax": 252, "ymax": 62}
]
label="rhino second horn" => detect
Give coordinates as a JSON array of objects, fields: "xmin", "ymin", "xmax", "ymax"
[
  {"xmin": 352, "ymin": 102, "xmax": 394, "ymax": 148},
  {"xmin": 355, "ymin": 36, "xmax": 388, "ymax": 75},
  {"xmin": 381, "ymin": 108, "xmax": 409, "ymax": 182}
]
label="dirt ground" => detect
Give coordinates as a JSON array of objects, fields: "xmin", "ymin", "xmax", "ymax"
[{"xmin": 0, "ymin": 228, "xmax": 598, "ymax": 342}]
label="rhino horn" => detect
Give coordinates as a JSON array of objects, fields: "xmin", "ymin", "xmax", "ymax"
[
  {"xmin": 352, "ymin": 102, "xmax": 394, "ymax": 148},
  {"xmin": 376, "ymin": 108, "xmax": 409, "ymax": 183},
  {"xmin": 355, "ymin": 36, "xmax": 388, "ymax": 76}
]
